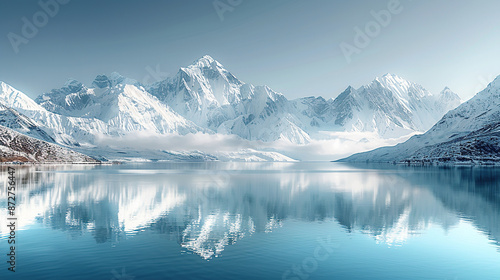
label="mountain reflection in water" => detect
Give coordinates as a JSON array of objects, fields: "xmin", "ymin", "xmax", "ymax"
[{"xmin": 1, "ymin": 163, "xmax": 499, "ymax": 260}]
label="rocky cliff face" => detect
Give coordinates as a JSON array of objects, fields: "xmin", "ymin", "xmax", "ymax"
[{"xmin": 0, "ymin": 125, "xmax": 99, "ymax": 163}]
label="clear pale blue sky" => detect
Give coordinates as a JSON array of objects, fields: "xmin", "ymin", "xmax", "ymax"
[{"xmin": 1, "ymin": 0, "xmax": 499, "ymax": 101}]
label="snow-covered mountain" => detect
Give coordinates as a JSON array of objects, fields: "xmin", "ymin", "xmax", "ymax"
[
  {"xmin": 340, "ymin": 75, "xmax": 500, "ymax": 164},
  {"xmin": 435, "ymin": 87, "xmax": 462, "ymax": 115},
  {"xmin": 147, "ymin": 55, "xmax": 245, "ymax": 129},
  {"xmin": 215, "ymin": 85, "xmax": 311, "ymax": 144},
  {"xmin": 0, "ymin": 125, "xmax": 98, "ymax": 163},
  {"xmin": 148, "ymin": 57, "xmax": 460, "ymax": 143},
  {"xmin": 0, "ymin": 79, "xmax": 296, "ymax": 162},
  {"xmin": 0, "ymin": 81, "xmax": 109, "ymax": 145},
  {"xmin": 0, "ymin": 56, "xmax": 466, "ymax": 162},
  {"xmin": 1, "ymin": 79, "xmax": 207, "ymax": 160},
  {"xmin": 0, "ymin": 81, "xmax": 44, "ymax": 111},
  {"xmin": 28, "ymin": 57, "xmax": 461, "ymax": 145},
  {"xmin": 0, "ymin": 102, "xmax": 54, "ymax": 142},
  {"xmin": 147, "ymin": 56, "xmax": 310, "ymax": 143},
  {"xmin": 37, "ymin": 73, "xmax": 202, "ymax": 135},
  {"xmin": 293, "ymin": 74, "xmax": 461, "ymax": 139}
]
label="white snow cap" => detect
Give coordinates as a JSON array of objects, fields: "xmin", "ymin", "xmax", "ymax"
[
  {"xmin": 92, "ymin": 72, "xmax": 137, "ymax": 88},
  {"xmin": 190, "ymin": 55, "xmax": 220, "ymax": 68}
]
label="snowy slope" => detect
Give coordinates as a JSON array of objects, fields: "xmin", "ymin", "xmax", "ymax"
[
  {"xmin": 0, "ymin": 81, "xmax": 44, "ymax": 111},
  {"xmin": 0, "ymin": 81, "xmax": 101, "ymax": 145},
  {"xmin": 407, "ymin": 122, "xmax": 500, "ymax": 163},
  {"xmin": 340, "ymin": 76, "xmax": 500, "ymax": 163},
  {"xmin": 0, "ymin": 56, "xmax": 467, "ymax": 162},
  {"xmin": 37, "ymin": 73, "xmax": 203, "ymax": 135},
  {"xmin": 0, "ymin": 103, "xmax": 54, "ymax": 142},
  {"xmin": 216, "ymin": 85, "xmax": 311, "ymax": 144},
  {"xmin": 0, "ymin": 125, "xmax": 98, "ymax": 163},
  {"xmin": 147, "ymin": 57, "xmax": 461, "ymax": 144},
  {"xmin": 148, "ymin": 56, "xmax": 311, "ymax": 143},
  {"xmin": 1, "ymin": 79, "xmax": 295, "ymax": 161},
  {"xmin": 2, "ymin": 80, "xmax": 199, "ymax": 147}
]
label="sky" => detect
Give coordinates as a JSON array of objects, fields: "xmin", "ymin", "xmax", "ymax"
[{"xmin": 1, "ymin": 0, "xmax": 500, "ymax": 101}]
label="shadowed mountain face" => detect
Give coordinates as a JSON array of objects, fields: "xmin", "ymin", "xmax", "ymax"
[
  {"xmin": 0, "ymin": 125, "xmax": 98, "ymax": 163},
  {"xmin": 1, "ymin": 163, "xmax": 498, "ymax": 259}
]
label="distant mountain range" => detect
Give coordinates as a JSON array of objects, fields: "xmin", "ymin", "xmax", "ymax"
[
  {"xmin": 0, "ymin": 55, "xmax": 471, "ymax": 162},
  {"xmin": 341, "ymin": 76, "xmax": 500, "ymax": 164}
]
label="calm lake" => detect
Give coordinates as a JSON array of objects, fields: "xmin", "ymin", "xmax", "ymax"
[{"xmin": 1, "ymin": 162, "xmax": 499, "ymax": 279}]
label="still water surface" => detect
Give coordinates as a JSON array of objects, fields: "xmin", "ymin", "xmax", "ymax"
[{"xmin": 1, "ymin": 162, "xmax": 499, "ymax": 279}]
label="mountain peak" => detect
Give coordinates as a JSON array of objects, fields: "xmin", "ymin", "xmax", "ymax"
[
  {"xmin": 438, "ymin": 87, "xmax": 461, "ymax": 105},
  {"xmin": 189, "ymin": 55, "xmax": 224, "ymax": 69},
  {"xmin": 440, "ymin": 86, "xmax": 454, "ymax": 95},
  {"xmin": 92, "ymin": 74, "xmax": 112, "ymax": 88},
  {"xmin": 91, "ymin": 72, "xmax": 137, "ymax": 88},
  {"xmin": 376, "ymin": 73, "xmax": 408, "ymax": 84},
  {"xmin": 63, "ymin": 79, "xmax": 85, "ymax": 92},
  {"xmin": 63, "ymin": 79, "xmax": 81, "ymax": 86},
  {"xmin": 198, "ymin": 55, "xmax": 215, "ymax": 63},
  {"xmin": 382, "ymin": 73, "xmax": 400, "ymax": 79},
  {"xmin": 0, "ymin": 81, "xmax": 44, "ymax": 111},
  {"xmin": 439, "ymin": 87, "xmax": 460, "ymax": 98},
  {"xmin": 109, "ymin": 71, "xmax": 125, "ymax": 80},
  {"xmin": 335, "ymin": 86, "xmax": 356, "ymax": 99},
  {"xmin": 370, "ymin": 74, "xmax": 418, "ymax": 99},
  {"xmin": 344, "ymin": 85, "xmax": 355, "ymax": 92}
]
